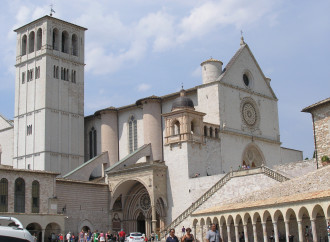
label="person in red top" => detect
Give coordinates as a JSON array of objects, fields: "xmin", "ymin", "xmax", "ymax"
[{"xmin": 119, "ymin": 230, "xmax": 126, "ymax": 242}]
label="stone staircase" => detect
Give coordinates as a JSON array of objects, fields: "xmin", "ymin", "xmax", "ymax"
[{"xmin": 160, "ymin": 165, "xmax": 289, "ymax": 238}]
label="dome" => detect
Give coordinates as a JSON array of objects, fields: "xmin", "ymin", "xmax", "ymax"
[{"xmin": 171, "ymin": 89, "xmax": 194, "ymax": 111}]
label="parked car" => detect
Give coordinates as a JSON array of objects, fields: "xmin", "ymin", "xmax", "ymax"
[
  {"xmin": 127, "ymin": 232, "xmax": 144, "ymax": 242},
  {"xmin": 0, "ymin": 216, "xmax": 34, "ymax": 242}
]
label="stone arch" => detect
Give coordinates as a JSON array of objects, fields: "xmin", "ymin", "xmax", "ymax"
[
  {"xmin": 171, "ymin": 119, "xmax": 180, "ymax": 135},
  {"xmin": 252, "ymin": 212, "xmax": 261, "ymax": 224},
  {"xmin": 44, "ymin": 222, "xmax": 61, "ymax": 242},
  {"xmin": 235, "ymin": 214, "xmax": 242, "ymax": 226},
  {"xmin": 242, "ymin": 142, "xmax": 265, "ymax": 167},
  {"xmin": 219, "ymin": 216, "xmax": 226, "ymax": 226},
  {"xmin": 36, "ymin": 28, "xmax": 42, "ymax": 51},
  {"xmin": 243, "ymin": 212, "xmax": 252, "ymax": 225},
  {"xmin": 190, "ymin": 118, "xmax": 200, "ymax": 135},
  {"xmin": 262, "ymin": 210, "xmax": 272, "ymax": 223},
  {"xmin": 26, "ymin": 222, "xmax": 42, "ymax": 242},
  {"xmin": 285, "ymin": 208, "xmax": 297, "ymax": 221},
  {"xmin": 298, "ymin": 206, "xmax": 310, "ymax": 221},
  {"xmin": 192, "ymin": 218, "xmax": 199, "ymax": 239},
  {"xmin": 14, "ymin": 177, "xmax": 25, "ymax": 213},
  {"xmin": 29, "ymin": 31, "xmax": 35, "ymax": 53},
  {"xmin": 52, "ymin": 28, "xmax": 59, "ymax": 50},
  {"xmin": 79, "ymin": 219, "xmax": 94, "ymax": 233},
  {"xmin": 274, "ymin": 210, "xmax": 285, "ymax": 240},
  {"xmin": 61, "ymin": 30, "xmax": 69, "ymax": 53},
  {"xmin": 22, "ymin": 34, "xmax": 27, "ymax": 55},
  {"xmin": 72, "ymin": 34, "xmax": 78, "ymax": 56},
  {"xmin": 311, "ymin": 204, "xmax": 325, "ymax": 220},
  {"xmin": 200, "ymin": 218, "xmax": 205, "ymax": 226},
  {"xmin": 273, "ymin": 209, "xmax": 284, "ymax": 222},
  {"xmin": 206, "ymin": 217, "xmax": 212, "ymax": 229}
]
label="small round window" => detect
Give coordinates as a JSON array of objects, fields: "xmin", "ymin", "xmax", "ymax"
[{"xmin": 243, "ymin": 74, "xmax": 249, "ymax": 86}]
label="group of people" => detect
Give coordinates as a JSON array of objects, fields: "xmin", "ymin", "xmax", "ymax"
[
  {"xmin": 166, "ymin": 224, "xmax": 222, "ymax": 242},
  {"xmin": 47, "ymin": 230, "xmax": 126, "ymax": 242}
]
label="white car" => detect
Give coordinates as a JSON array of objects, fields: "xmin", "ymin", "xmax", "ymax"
[
  {"xmin": 0, "ymin": 216, "xmax": 35, "ymax": 242},
  {"xmin": 127, "ymin": 232, "xmax": 144, "ymax": 242}
]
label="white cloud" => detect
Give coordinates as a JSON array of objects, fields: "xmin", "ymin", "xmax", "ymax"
[
  {"xmin": 191, "ymin": 66, "xmax": 201, "ymax": 78},
  {"xmin": 137, "ymin": 83, "xmax": 151, "ymax": 92}
]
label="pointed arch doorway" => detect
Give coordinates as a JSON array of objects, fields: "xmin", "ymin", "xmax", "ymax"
[{"xmin": 137, "ymin": 212, "xmax": 146, "ymax": 234}]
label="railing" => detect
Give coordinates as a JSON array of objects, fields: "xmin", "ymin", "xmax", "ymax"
[{"xmin": 160, "ymin": 166, "xmax": 290, "ymax": 239}]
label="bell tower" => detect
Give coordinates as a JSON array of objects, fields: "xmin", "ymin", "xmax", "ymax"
[{"xmin": 13, "ymin": 15, "xmax": 87, "ymax": 175}]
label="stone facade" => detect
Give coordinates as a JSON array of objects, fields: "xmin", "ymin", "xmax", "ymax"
[{"xmin": 302, "ymin": 98, "xmax": 330, "ymax": 165}]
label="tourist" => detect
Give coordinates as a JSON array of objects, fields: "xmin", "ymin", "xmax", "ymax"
[
  {"xmin": 93, "ymin": 230, "xmax": 100, "ymax": 242},
  {"xmin": 181, "ymin": 226, "xmax": 186, "ymax": 237},
  {"xmin": 119, "ymin": 229, "xmax": 126, "ymax": 242},
  {"xmin": 79, "ymin": 230, "xmax": 84, "ymax": 242},
  {"xmin": 181, "ymin": 227, "xmax": 194, "ymax": 242},
  {"xmin": 304, "ymin": 225, "xmax": 310, "ymax": 242},
  {"xmin": 99, "ymin": 231, "xmax": 106, "ymax": 242},
  {"xmin": 166, "ymin": 229, "xmax": 179, "ymax": 242},
  {"xmin": 205, "ymin": 223, "xmax": 222, "ymax": 242},
  {"xmin": 67, "ymin": 232, "xmax": 71, "ymax": 241},
  {"xmin": 327, "ymin": 221, "xmax": 330, "ymax": 242}
]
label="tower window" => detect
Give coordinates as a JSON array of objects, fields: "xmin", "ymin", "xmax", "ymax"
[
  {"xmin": 61, "ymin": 31, "xmax": 69, "ymax": 53},
  {"xmin": 128, "ymin": 115, "xmax": 138, "ymax": 153},
  {"xmin": 31, "ymin": 181, "xmax": 40, "ymax": 213},
  {"xmin": 21, "ymin": 72, "xmax": 25, "ymax": 84},
  {"xmin": 72, "ymin": 34, "xmax": 78, "ymax": 56},
  {"xmin": 14, "ymin": 178, "xmax": 25, "ymax": 213},
  {"xmin": 71, "ymin": 70, "xmax": 76, "ymax": 83},
  {"xmin": 53, "ymin": 28, "xmax": 59, "ymax": 50},
  {"xmin": 36, "ymin": 28, "xmax": 42, "ymax": 51},
  {"xmin": 0, "ymin": 178, "xmax": 8, "ymax": 212},
  {"xmin": 21, "ymin": 35, "xmax": 27, "ymax": 56},
  {"xmin": 61, "ymin": 67, "xmax": 64, "ymax": 80},
  {"xmin": 243, "ymin": 74, "xmax": 249, "ymax": 86},
  {"xmin": 56, "ymin": 66, "xmax": 59, "ymax": 79},
  {"xmin": 27, "ymin": 125, "xmax": 33, "ymax": 136},
  {"xmin": 28, "ymin": 31, "xmax": 35, "ymax": 53},
  {"xmin": 89, "ymin": 127, "xmax": 97, "ymax": 159},
  {"xmin": 35, "ymin": 67, "xmax": 40, "ymax": 79}
]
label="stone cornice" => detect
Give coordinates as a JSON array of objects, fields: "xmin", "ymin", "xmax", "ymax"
[
  {"xmin": 13, "ymin": 151, "xmax": 84, "ymax": 160},
  {"xmin": 107, "ymin": 161, "xmax": 167, "ymax": 176},
  {"xmin": 14, "ymin": 107, "xmax": 83, "ymax": 119},
  {"xmin": 220, "ymin": 128, "xmax": 281, "ymax": 145},
  {"xmin": 162, "ymin": 109, "xmax": 206, "ymax": 117}
]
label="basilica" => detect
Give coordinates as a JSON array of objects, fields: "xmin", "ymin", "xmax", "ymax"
[{"xmin": 0, "ymin": 15, "xmax": 329, "ymax": 242}]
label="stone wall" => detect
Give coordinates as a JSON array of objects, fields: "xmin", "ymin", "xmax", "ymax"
[
  {"xmin": 0, "ymin": 167, "xmax": 57, "ymax": 214},
  {"xmin": 56, "ymin": 179, "xmax": 110, "ymax": 234},
  {"xmin": 0, "ymin": 127, "xmax": 13, "ymax": 166},
  {"xmin": 312, "ymin": 104, "xmax": 330, "ymax": 164}
]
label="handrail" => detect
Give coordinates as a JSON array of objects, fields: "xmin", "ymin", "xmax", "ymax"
[{"xmin": 160, "ymin": 166, "xmax": 290, "ymax": 239}]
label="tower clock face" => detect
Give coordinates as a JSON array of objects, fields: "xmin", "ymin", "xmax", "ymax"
[{"xmin": 242, "ymin": 102, "xmax": 257, "ymax": 126}]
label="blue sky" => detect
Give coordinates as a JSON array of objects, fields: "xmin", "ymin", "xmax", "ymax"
[{"xmin": 0, "ymin": 0, "xmax": 329, "ymax": 159}]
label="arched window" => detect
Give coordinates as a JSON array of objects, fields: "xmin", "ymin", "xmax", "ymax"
[
  {"xmin": 0, "ymin": 178, "xmax": 8, "ymax": 212},
  {"xmin": 14, "ymin": 178, "xmax": 25, "ymax": 213},
  {"xmin": 172, "ymin": 120, "xmax": 180, "ymax": 135},
  {"xmin": 22, "ymin": 35, "xmax": 27, "ymax": 55},
  {"xmin": 204, "ymin": 126, "xmax": 208, "ymax": 136},
  {"xmin": 52, "ymin": 28, "xmax": 59, "ymax": 50},
  {"xmin": 209, "ymin": 127, "xmax": 213, "ymax": 137},
  {"xmin": 72, "ymin": 34, "xmax": 78, "ymax": 56},
  {"xmin": 61, "ymin": 31, "xmax": 69, "ymax": 53},
  {"xmin": 66, "ymin": 69, "xmax": 69, "ymax": 81},
  {"xmin": 56, "ymin": 66, "xmax": 59, "ymax": 79},
  {"xmin": 36, "ymin": 28, "xmax": 42, "ymax": 51},
  {"xmin": 190, "ymin": 121, "xmax": 194, "ymax": 134},
  {"xmin": 128, "ymin": 116, "xmax": 138, "ymax": 153},
  {"xmin": 61, "ymin": 67, "xmax": 64, "ymax": 80},
  {"xmin": 31, "ymin": 181, "xmax": 39, "ymax": 213},
  {"xmin": 29, "ymin": 31, "xmax": 35, "ymax": 53},
  {"xmin": 89, "ymin": 127, "xmax": 97, "ymax": 159},
  {"xmin": 215, "ymin": 128, "xmax": 219, "ymax": 138},
  {"xmin": 53, "ymin": 65, "xmax": 56, "ymax": 78}
]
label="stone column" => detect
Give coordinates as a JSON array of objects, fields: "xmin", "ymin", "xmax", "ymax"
[
  {"xmin": 311, "ymin": 220, "xmax": 317, "ymax": 242},
  {"xmin": 151, "ymin": 205, "xmax": 157, "ymax": 233},
  {"xmin": 100, "ymin": 108, "xmax": 118, "ymax": 166},
  {"xmin": 201, "ymin": 225, "xmax": 204, "ymax": 242},
  {"xmin": 140, "ymin": 97, "xmax": 163, "ymax": 162},
  {"xmin": 297, "ymin": 220, "xmax": 303, "ymax": 242},
  {"xmin": 243, "ymin": 224, "xmax": 249, "ymax": 242},
  {"xmin": 234, "ymin": 225, "xmax": 239, "ymax": 242},
  {"xmin": 252, "ymin": 223, "xmax": 257, "ymax": 242},
  {"xmin": 284, "ymin": 220, "xmax": 290, "ymax": 242},
  {"xmin": 227, "ymin": 225, "xmax": 232, "ymax": 242},
  {"xmin": 219, "ymin": 225, "xmax": 223, "ymax": 241},
  {"xmin": 262, "ymin": 223, "xmax": 267, "ymax": 242},
  {"xmin": 273, "ymin": 222, "xmax": 279, "ymax": 242}
]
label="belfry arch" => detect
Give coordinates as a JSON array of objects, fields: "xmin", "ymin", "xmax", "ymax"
[{"xmin": 241, "ymin": 143, "xmax": 265, "ymax": 167}]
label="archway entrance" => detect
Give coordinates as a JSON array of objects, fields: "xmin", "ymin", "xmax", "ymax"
[
  {"xmin": 44, "ymin": 223, "xmax": 61, "ymax": 242},
  {"xmin": 82, "ymin": 226, "xmax": 90, "ymax": 232},
  {"xmin": 111, "ymin": 180, "xmax": 165, "ymax": 235},
  {"xmin": 26, "ymin": 223, "xmax": 42, "ymax": 242},
  {"xmin": 137, "ymin": 212, "xmax": 146, "ymax": 234}
]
